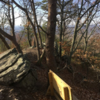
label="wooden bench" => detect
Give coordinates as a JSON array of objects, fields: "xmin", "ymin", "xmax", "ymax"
[{"xmin": 47, "ymin": 70, "xmax": 78, "ymax": 100}]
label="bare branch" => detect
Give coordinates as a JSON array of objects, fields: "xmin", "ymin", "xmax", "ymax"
[
  {"xmin": 0, "ymin": 28, "xmax": 13, "ymax": 40},
  {"xmin": 37, "ymin": 25, "xmax": 48, "ymax": 34}
]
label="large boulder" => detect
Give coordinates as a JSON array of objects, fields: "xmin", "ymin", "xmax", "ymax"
[{"xmin": 0, "ymin": 48, "xmax": 37, "ymax": 88}]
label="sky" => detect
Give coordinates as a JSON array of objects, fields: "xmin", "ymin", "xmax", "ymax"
[
  {"xmin": 14, "ymin": 0, "xmax": 43, "ymax": 26},
  {"xmin": 8, "ymin": 0, "xmax": 100, "ymax": 26},
  {"xmin": 15, "ymin": 12, "xmax": 22, "ymax": 26}
]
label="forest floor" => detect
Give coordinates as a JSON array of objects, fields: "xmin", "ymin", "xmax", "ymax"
[{"xmin": 0, "ymin": 47, "xmax": 100, "ymax": 100}]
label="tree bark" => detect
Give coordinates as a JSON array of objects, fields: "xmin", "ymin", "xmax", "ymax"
[
  {"xmin": 59, "ymin": 0, "xmax": 65, "ymax": 58},
  {"xmin": 84, "ymin": 41, "xmax": 87, "ymax": 54},
  {"xmin": 27, "ymin": 26, "xmax": 32, "ymax": 47},
  {"xmin": 46, "ymin": 0, "xmax": 57, "ymax": 69}
]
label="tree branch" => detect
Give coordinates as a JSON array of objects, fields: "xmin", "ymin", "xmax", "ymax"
[
  {"xmin": 0, "ymin": 28, "xmax": 13, "ymax": 40},
  {"xmin": 37, "ymin": 25, "xmax": 48, "ymax": 34},
  {"xmin": 80, "ymin": 0, "xmax": 100, "ymax": 19},
  {"xmin": 12, "ymin": 0, "xmax": 26, "ymax": 11}
]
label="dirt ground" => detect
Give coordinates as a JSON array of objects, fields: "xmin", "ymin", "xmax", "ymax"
[{"xmin": 0, "ymin": 47, "xmax": 100, "ymax": 100}]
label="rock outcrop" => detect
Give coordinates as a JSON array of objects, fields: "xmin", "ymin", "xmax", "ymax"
[{"xmin": 0, "ymin": 48, "xmax": 37, "ymax": 88}]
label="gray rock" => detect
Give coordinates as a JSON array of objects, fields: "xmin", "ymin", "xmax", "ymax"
[
  {"xmin": 0, "ymin": 48, "xmax": 36, "ymax": 88},
  {"xmin": 0, "ymin": 48, "xmax": 17, "ymax": 60},
  {"xmin": 0, "ymin": 53, "xmax": 22, "ymax": 73},
  {"xmin": 18, "ymin": 70, "xmax": 37, "ymax": 88}
]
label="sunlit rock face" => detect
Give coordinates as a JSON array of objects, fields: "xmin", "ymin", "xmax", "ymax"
[{"xmin": 0, "ymin": 48, "xmax": 37, "ymax": 88}]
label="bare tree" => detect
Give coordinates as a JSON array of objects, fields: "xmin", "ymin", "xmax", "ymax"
[
  {"xmin": 29, "ymin": 0, "xmax": 43, "ymax": 48},
  {"xmin": 11, "ymin": 0, "xmax": 41, "ymax": 60},
  {"xmin": 0, "ymin": 0, "xmax": 22, "ymax": 53},
  {"xmin": 0, "ymin": 8, "xmax": 10, "ymax": 50},
  {"xmin": 63, "ymin": 0, "xmax": 100, "ymax": 71}
]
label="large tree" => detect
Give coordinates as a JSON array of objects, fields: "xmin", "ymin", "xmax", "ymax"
[{"xmin": 46, "ymin": 0, "xmax": 57, "ymax": 69}]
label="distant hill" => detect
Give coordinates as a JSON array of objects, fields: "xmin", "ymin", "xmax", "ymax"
[
  {"xmin": 3, "ymin": 25, "xmax": 100, "ymax": 35},
  {"xmin": 3, "ymin": 26, "xmax": 24, "ymax": 34},
  {"xmin": 15, "ymin": 26, "xmax": 24, "ymax": 32}
]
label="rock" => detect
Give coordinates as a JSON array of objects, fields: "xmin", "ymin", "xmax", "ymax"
[
  {"xmin": 0, "ymin": 48, "xmax": 17, "ymax": 60},
  {"xmin": 0, "ymin": 48, "xmax": 37, "ymax": 88},
  {"xmin": 18, "ymin": 69, "xmax": 37, "ymax": 88},
  {"xmin": 0, "ymin": 53, "xmax": 22, "ymax": 73}
]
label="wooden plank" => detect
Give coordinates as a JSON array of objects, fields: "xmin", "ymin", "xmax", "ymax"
[
  {"xmin": 48, "ymin": 71, "xmax": 54, "ymax": 96},
  {"xmin": 68, "ymin": 88, "xmax": 73, "ymax": 100},
  {"xmin": 50, "ymin": 70, "xmax": 71, "ymax": 89},
  {"xmin": 50, "ymin": 70, "xmax": 72, "ymax": 100},
  {"xmin": 63, "ymin": 87, "xmax": 69, "ymax": 100},
  {"xmin": 52, "ymin": 75, "xmax": 64, "ymax": 99},
  {"xmin": 48, "ymin": 70, "xmax": 78, "ymax": 100}
]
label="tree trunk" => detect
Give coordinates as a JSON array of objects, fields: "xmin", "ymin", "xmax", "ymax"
[
  {"xmin": 0, "ymin": 28, "xmax": 22, "ymax": 53},
  {"xmin": 62, "ymin": 21, "xmax": 66, "ymax": 41},
  {"xmin": 26, "ymin": 12, "xmax": 40, "ymax": 61},
  {"xmin": 84, "ymin": 41, "xmax": 87, "ymax": 54},
  {"xmin": 0, "ymin": 34, "xmax": 10, "ymax": 49},
  {"xmin": 46, "ymin": 0, "xmax": 57, "ymax": 69},
  {"xmin": 31, "ymin": 25, "xmax": 40, "ymax": 61},
  {"xmin": 12, "ymin": 39, "xmax": 22, "ymax": 53},
  {"xmin": 30, "ymin": 0, "xmax": 43, "ymax": 48},
  {"xmin": 59, "ymin": 5, "xmax": 64, "ymax": 58},
  {"xmin": 27, "ymin": 26, "xmax": 32, "ymax": 47}
]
